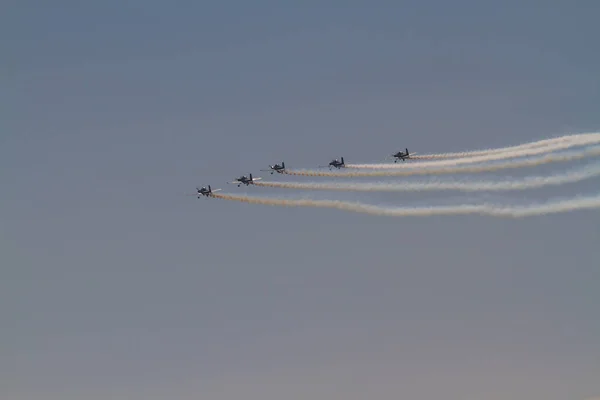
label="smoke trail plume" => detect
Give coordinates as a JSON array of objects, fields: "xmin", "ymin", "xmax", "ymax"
[
  {"xmin": 255, "ymin": 163, "xmax": 600, "ymax": 193},
  {"xmin": 212, "ymin": 192, "xmax": 600, "ymax": 218},
  {"xmin": 351, "ymin": 134, "xmax": 600, "ymax": 169},
  {"xmin": 286, "ymin": 146, "xmax": 600, "ymax": 178},
  {"xmin": 411, "ymin": 132, "xmax": 600, "ymax": 160}
]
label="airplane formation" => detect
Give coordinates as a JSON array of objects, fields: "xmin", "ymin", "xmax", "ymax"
[
  {"xmin": 185, "ymin": 132, "xmax": 600, "ymax": 219},
  {"xmin": 191, "ymin": 148, "xmax": 415, "ymax": 197}
]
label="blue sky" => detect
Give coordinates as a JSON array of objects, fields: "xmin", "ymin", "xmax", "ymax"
[{"xmin": 2, "ymin": 1, "xmax": 600, "ymax": 399}]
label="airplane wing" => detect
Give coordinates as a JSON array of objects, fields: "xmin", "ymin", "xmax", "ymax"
[
  {"xmin": 252, "ymin": 177, "xmax": 262, "ymax": 181},
  {"xmin": 212, "ymin": 189, "xmax": 222, "ymax": 192}
]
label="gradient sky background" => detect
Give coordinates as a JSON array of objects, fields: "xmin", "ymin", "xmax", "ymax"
[{"xmin": 2, "ymin": 1, "xmax": 600, "ymax": 399}]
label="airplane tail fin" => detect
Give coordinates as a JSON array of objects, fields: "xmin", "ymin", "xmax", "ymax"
[
  {"xmin": 250, "ymin": 173, "xmax": 253, "ymax": 181},
  {"xmin": 282, "ymin": 161, "xmax": 285, "ymax": 169},
  {"xmin": 406, "ymin": 148, "xmax": 409, "ymax": 156},
  {"xmin": 209, "ymin": 185, "xmax": 211, "ymax": 192},
  {"xmin": 341, "ymin": 157, "xmax": 345, "ymax": 165}
]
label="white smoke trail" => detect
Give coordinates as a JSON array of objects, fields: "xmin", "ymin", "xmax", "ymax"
[
  {"xmin": 212, "ymin": 192, "xmax": 600, "ymax": 218},
  {"xmin": 350, "ymin": 133, "xmax": 600, "ymax": 169},
  {"xmin": 411, "ymin": 132, "xmax": 600, "ymax": 160},
  {"xmin": 256, "ymin": 163, "xmax": 600, "ymax": 193},
  {"xmin": 286, "ymin": 145, "xmax": 600, "ymax": 177}
]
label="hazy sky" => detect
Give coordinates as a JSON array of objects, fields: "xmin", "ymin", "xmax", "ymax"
[{"xmin": 2, "ymin": 1, "xmax": 600, "ymax": 399}]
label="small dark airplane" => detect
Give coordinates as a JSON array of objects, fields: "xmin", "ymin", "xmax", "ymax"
[
  {"xmin": 187, "ymin": 185, "xmax": 221, "ymax": 199},
  {"xmin": 391, "ymin": 148, "xmax": 416, "ymax": 162},
  {"xmin": 228, "ymin": 173, "xmax": 262, "ymax": 187},
  {"xmin": 320, "ymin": 157, "xmax": 345, "ymax": 169},
  {"xmin": 261, "ymin": 161, "xmax": 286, "ymax": 174}
]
